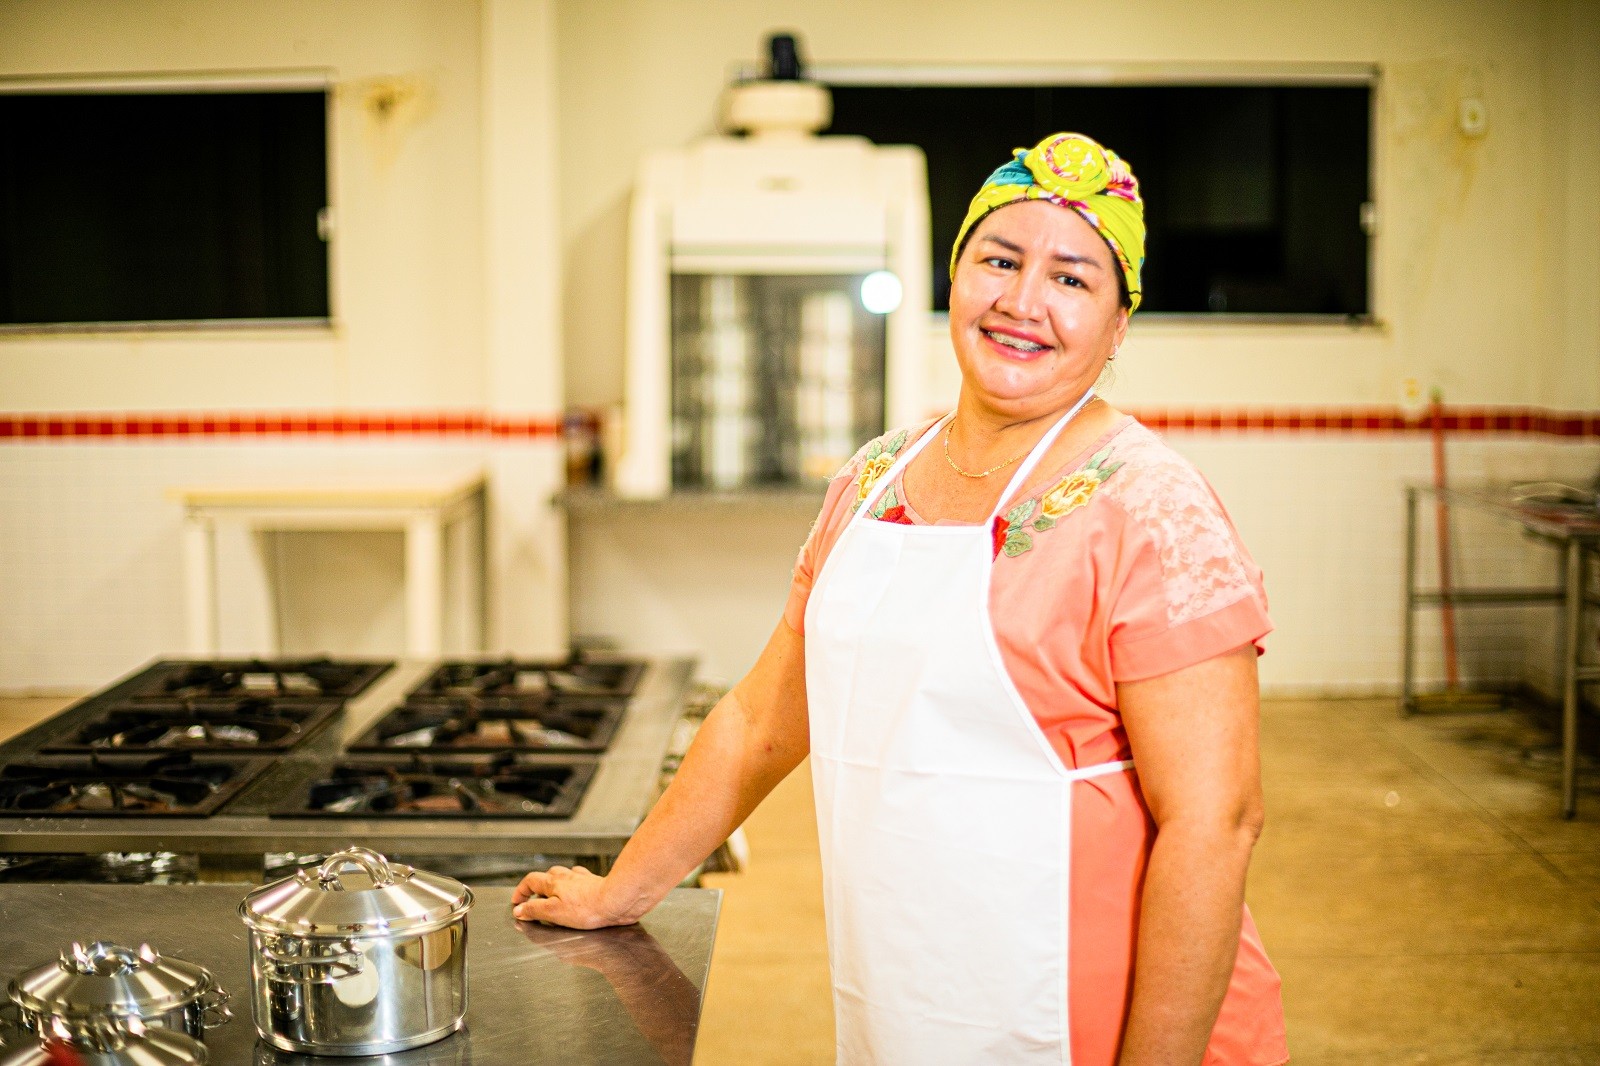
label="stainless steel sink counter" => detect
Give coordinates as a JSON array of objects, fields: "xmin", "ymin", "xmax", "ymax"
[{"xmin": 0, "ymin": 883, "xmax": 720, "ymax": 1066}]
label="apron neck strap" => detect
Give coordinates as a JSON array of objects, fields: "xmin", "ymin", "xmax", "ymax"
[
  {"xmin": 988, "ymin": 388, "xmax": 1096, "ymax": 523},
  {"xmin": 850, "ymin": 415, "xmax": 951, "ymax": 524},
  {"xmin": 849, "ymin": 390, "xmax": 1094, "ymax": 529}
]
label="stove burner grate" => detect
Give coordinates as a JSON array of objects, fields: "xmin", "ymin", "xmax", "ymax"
[
  {"xmin": 346, "ymin": 698, "xmax": 624, "ymax": 754},
  {"xmin": 273, "ymin": 753, "xmax": 596, "ymax": 819},
  {"xmin": 0, "ymin": 753, "xmax": 271, "ymax": 816},
  {"xmin": 131, "ymin": 658, "xmax": 391, "ymax": 702},
  {"xmin": 410, "ymin": 656, "xmax": 644, "ymax": 703},
  {"xmin": 41, "ymin": 697, "xmax": 341, "ymax": 754}
]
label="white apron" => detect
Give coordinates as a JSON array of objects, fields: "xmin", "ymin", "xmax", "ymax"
[{"xmin": 804, "ymin": 393, "xmax": 1133, "ymax": 1066}]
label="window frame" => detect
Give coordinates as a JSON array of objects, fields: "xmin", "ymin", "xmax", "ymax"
[
  {"xmin": 0, "ymin": 69, "xmax": 336, "ymax": 336},
  {"xmin": 788, "ymin": 61, "xmax": 1382, "ymax": 329}
]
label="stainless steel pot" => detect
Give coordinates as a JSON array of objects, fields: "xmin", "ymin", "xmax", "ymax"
[
  {"xmin": 249, "ymin": 1031, "xmax": 475, "ymax": 1066},
  {"xmin": 7, "ymin": 942, "xmax": 229, "ymax": 1045},
  {"xmin": 0, "ymin": 1028, "xmax": 207, "ymax": 1066},
  {"xmin": 239, "ymin": 847, "xmax": 472, "ymax": 1057}
]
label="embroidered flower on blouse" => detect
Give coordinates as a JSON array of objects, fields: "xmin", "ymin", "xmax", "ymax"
[
  {"xmin": 866, "ymin": 483, "xmax": 915, "ymax": 524},
  {"xmin": 1039, "ymin": 471, "xmax": 1101, "ymax": 521},
  {"xmin": 991, "ymin": 445, "xmax": 1124, "ymax": 557},
  {"xmin": 851, "ymin": 429, "xmax": 909, "ymax": 512}
]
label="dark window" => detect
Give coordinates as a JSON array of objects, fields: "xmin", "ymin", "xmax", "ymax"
[
  {"xmin": 825, "ymin": 84, "xmax": 1371, "ymax": 316},
  {"xmin": 0, "ymin": 90, "xmax": 330, "ymax": 326}
]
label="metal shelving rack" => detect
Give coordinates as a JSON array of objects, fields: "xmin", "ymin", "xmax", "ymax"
[{"xmin": 1401, "ymin": 483, "xmax": 1600, "ymax": 817}]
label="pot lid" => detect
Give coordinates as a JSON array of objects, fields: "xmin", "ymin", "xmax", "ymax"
[
  {"xmin": 0, "ymin": 1029, "xmax": 208, "ymax": 1066},
  {"xmin": 7, "ymin": 942, "xmax": 213, "ymax": 1021},
  {"xmin": 239, "ymin": 846, "xmax": 472, "ymax": 937}
]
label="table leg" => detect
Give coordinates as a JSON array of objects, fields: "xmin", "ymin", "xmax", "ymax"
[
  {"xmin": 474, "ymin": 493, "xmax": 488, "ymax": 652},
  {"xmin": 406, "ymin": 514, "xmax": 444, "ymax": 657},
  {"xmin": 182, "ymin": 515, "xmax": 217, "ymax": 656},
  {"xmin": 251, "ymin": 526, "xmax": 281, "ymax": 657},
  {"xmin": 1401, "ymin": 487, "xmax": 1418, "ymax": 715},
  {"xmin": 444, "ymin": 497, "xmax": 487, "ymax": 654},
  {"xmin": 1562, "ymin": 538, "xmax": 1583, "ymax": 819}
]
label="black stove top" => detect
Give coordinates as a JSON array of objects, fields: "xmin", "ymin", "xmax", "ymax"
[
  {"xmin": 0, "ymin": 655, "xmax": 653, "ymax": 828},
  {"xmin": 0, "ymin": 753, "xmax": 272, "ymax": 816},
  {"xmin": 130, "ymin": 658, "xmax": 391, "ymax": 702},
  {"xmin": 40, "ymin": 697, "xmax": 341, "ymax": 755},
  {"xmin": 274, "ymin": 753, "xmax": 596, "ymax": 819},
  {"xmin": 410, "ymin": 657, "xmax": 643, "ymax": 703},
  {"xmin": 346, "ymin": 697, "xmax": 624, "ymax": 755}
]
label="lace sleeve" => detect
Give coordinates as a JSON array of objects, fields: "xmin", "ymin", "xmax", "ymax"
[{"xmin": 1099, "ymin": 431, "xmax": 1271, "ymax": 679}]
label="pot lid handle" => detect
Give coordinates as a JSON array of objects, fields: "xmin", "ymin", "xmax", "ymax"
[
  {"xmin": 60, "ymin": 940, "xmax": 157, "ymax": 975},
  {"xmin": 316, "ymin": 846, "xmax": 397, "ymax": 889}
]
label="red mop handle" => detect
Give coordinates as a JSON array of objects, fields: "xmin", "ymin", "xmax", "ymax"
[{"xmin": 1430, "ymin": 393, "xmax": 1460, "ymax": 690}]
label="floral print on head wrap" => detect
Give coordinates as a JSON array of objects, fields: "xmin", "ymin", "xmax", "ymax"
[{"xmin": 951, "ymin": 132, "xmax": 1146, "ymax": 311}]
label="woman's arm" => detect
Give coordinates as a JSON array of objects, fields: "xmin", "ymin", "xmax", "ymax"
[
  {"xmin": 511, "ymin": 618, "xmax": 810, "ymax": 928},
  {"xmin": 1115, "ymin": 644, "xmax": 1266, "ymax": 1066}
]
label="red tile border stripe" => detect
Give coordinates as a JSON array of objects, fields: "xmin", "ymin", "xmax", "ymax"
[
  {"xmin": 1128, "ymin": 406, "xmax": 1600, "ymax": 437},
  {"xmin": 0, "ymin": 411, "xmax": 564, "ymax": 441},
  {"xmin": 0, "ymin": 407, "xmax": 1595, "ymax": 441}
]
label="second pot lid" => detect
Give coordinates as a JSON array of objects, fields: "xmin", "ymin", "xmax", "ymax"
[
  {"xmin": 7, "ymin": 941, "xmax": 214, "ymax": 1020},
  {"xmin": 239, "ymin": 846, "xmax": 473, "ymax": 937}
]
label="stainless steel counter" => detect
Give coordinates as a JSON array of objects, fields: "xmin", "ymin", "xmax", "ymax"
[
  {"xmin": 0, "ymin": 657, "xmax": 695, "ymax": 868},
  {"xmin": 0, "ymin": 883, "xmax": 719, "ymax": 1065}
]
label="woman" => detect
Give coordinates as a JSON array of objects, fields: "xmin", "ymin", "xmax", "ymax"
[{"xmin": 514, "ymin": 132, "xmax": 1289, "ymax": 1066}]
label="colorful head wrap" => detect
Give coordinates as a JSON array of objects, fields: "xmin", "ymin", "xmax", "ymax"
[{"xmin": 950, "ymin": 132, "xmax": 1145, "ymax": 311}]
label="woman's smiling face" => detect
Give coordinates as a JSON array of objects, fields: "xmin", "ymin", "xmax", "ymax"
[{"xmin": 948, "ymin": 199, "xmax": 1129, "ymax": 420}]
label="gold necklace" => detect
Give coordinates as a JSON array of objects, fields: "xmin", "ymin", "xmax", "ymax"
[{"xmin": 942, "ymin": 424, "xmax": 1030, "ymax": 479}]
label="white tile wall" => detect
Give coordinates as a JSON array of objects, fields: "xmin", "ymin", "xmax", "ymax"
[
  {"xmin": 1175, "ymin": 435, "xmax": 1600, "ymax": 697},
  {"xmin": 0, "ymin": 439, "xmax": 497, "ymax": 691},
  {"xmin": 563, "ymin": 432, "xmax": 1600, "ymax": 695},
  {"xmin": 4, "ymin": 433, "xmax": 1597, "ymax": 694}
]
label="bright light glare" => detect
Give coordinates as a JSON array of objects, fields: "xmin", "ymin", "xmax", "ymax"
[{"xmin": 860, "ymin": 270, "xmax": 903, "ymax": 315}]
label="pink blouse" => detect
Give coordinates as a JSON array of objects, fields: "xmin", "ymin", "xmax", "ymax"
[
  {"xmin": 786, "ymin": 415, "xmax": 1289, "ymax": 1064},
  {"xmin": 786, "ymin": 415, "xmax": 1274, "ymax": 770}
]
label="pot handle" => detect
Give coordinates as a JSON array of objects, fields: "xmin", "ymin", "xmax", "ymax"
[
  {"xmin": 199, "ymin": 987, "xmax": 233, "ymax": 1028},
  {"xmin": 258, "ymin": 939, "xmax": 364, "ymax": 979},
  {"xmin": 60, "ymin": 941, "xmax": 154, "ymax": 974},
  {"xmin": 316, "ymin": 846, "xmax": 396, "ymax": 887}
]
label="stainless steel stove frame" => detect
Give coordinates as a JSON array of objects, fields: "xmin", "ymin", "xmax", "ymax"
[{"xmin": 0, "ymin": 657, "xmax": 694, "ymax": 875}]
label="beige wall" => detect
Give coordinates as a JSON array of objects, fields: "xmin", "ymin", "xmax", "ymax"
[
  {"xmin": 557, "ymin": 0, "xmax": 1600, "ymax": 690},
  {"xmin": 1545, "ymin": 0, "xmax": 1600, "ymax": 409},
  {"xmin": 556, "ymin": 0, "xmax": 1600, "ymax": 412},
  {"xmin": 0, "ymin": 0, "xmax": 487, "ymax": 412},
  {"xmin": 0, "ymin": 0, "xmax": 571, "ymax": 684},
  {"xmin": 1, "ymin": 0, "xmax": 1596, "ymax": 690}
]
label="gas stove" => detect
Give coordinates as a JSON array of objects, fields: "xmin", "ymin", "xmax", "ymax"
[
  {"xmin": 0, "ymin": 654, "xmax": 693, "ymax": 877},
  {"xmin": 0, "ymin": 752, "xmax": 271, "ymax": 816},
  {"xmin": 129, "ymin": 657, "xmax": 390, "ymax": 702},
  {"xmin": 39, "ymin": 697, "xmax": 342, "ymax": 754},
  {"xmin": 279, "ymin": 752, "xmax": 596, "ymax": 819},
  {"xmin": 347, "ymin": 698, "xmax": 625, "ymax": 754},
  {"xmin": 408, "ymin": 657, "xmax": 644, "ymax": 703}
]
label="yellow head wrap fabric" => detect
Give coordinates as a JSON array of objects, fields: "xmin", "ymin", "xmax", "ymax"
[{"xmin": 950, "ymin": 132, "xmax": 1146, "ymax": 312}]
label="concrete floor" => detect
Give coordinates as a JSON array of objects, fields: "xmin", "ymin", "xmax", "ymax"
[
  {"xmin": 3, "ymin": 695, "xmax": 1598, "ymax": 1062},
  {"xmin": 695, "ymin": 698, "xmax": 1600, "ymax": 1065}
]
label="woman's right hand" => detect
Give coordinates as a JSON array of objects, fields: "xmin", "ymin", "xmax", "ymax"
[
  {"xmin": 511, "ymin": 865, "xmax": 640, "ymax": 929},
  {"xmin": 512, "ymin": 620, "xmax": 810, "ymax": 931}
]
